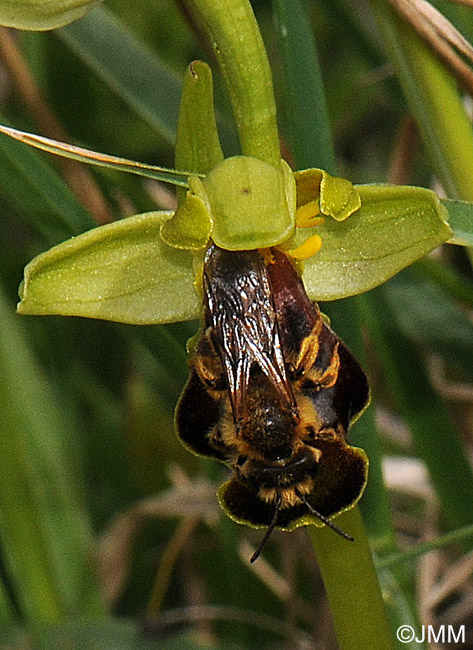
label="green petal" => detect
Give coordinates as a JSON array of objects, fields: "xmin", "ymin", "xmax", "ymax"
[
  {"xmin": 203, "ymin": 156, "xmax": 296, "ymax": 250},
  {"xmin": 320, "ymin": 172, "xmax": 361, "ymax": 222},
  {"xmin": 175, "ymin": 61, "xmax": 224, "ymax": 181},
  {"xmin": 0, "ymin": 0, "xmax": 99, "ymax": 30},
  {"xmin": 160, "ymin": 189, "xmax": 212, "ymax": 250},
  {"xmin": 295, "ymin": 168, "xmax": 361, "ymax": 221},
  {"xmin": 301, "ymin": 184, "xmax": 452, "ymax": 301},
  {"xmin": 18, "ymin": 212, "xmax": 199, "ymax": 324}
]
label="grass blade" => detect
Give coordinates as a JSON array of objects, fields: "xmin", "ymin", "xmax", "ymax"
[
  {"xmin": 0, "ymin": 287, "xmax": 105, "ymax": 620},
  {"xmin": 58, "ymin": 5, "xmax": 182, "ymax": 145},
  {"xmin": 0, "ymin": 124, "xmax": 94, "ymax": 241},
  {"xmin": 361, "ymin": 285, "xmax": 473, "ymax": 533},
  {"xmin": 272, "ymin": 0, "xmax": 336, "ymax": 173},
  {"xmin": 0, "ymin": 124, "xmax": 194, "ymax": 188},
  {"xmin": 370, "ymin": 1, "xmax": 473, "ymax": 201}
]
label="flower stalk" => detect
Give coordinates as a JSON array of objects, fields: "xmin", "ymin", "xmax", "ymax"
[
  {"xmin": 309, "ymin": 508, "xmax": 394, "ymax": 650},
  {"xmin": 186, "ymin": 0, "xmax": 281, "ymax": 166}
]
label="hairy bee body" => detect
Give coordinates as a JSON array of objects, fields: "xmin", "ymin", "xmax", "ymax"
[{"xmin": 177, "ymin": 245, "xmax": 369, "ymax": 540}]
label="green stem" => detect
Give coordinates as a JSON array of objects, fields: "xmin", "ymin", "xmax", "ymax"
[
  {"xmin": 188, "ymin": 0, "xmax": 281, "ymax": 166},
  {"xmin": 309, "ymin": 507, "xmax": 394, "ymax": 650}
]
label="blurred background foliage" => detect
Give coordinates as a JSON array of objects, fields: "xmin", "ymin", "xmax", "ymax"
[{"xmin": 1, "ymin": 0, "xmax": 473, "ymax": 648}]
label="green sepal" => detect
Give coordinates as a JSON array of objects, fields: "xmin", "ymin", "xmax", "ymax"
[
  {"xmin": 300, "ymin": 184, "xmax": 452, "ymax": 301},
  {"xmin": 17, "ymin": 183, "xmax": 454, "ymax": 325},
  {"xmin": 203, "ymin": 156, "xmax": 296, "ymax": 250},
  {"xmin": 295, "ymin": 168, "xmax": 361, "ymax": 221},
  {"xmin": 0, "ymin": 0, "xmax": 99, "ymax": 30},
  {"xmin": 17, "ymin": 211, "xmax": 200, "ymax": 324}
]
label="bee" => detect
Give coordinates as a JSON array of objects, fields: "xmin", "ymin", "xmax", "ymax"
[{"xmin": 176, "ymin": 244, "xmax": 369, "ymax": 562}]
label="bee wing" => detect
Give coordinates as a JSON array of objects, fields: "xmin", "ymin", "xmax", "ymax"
[
  {"xmin": 203, "ymin": 249, "xmax": 294, "ymax": 420},
  {"xmin": 266, "ymin": 249, "xmax": 369, "ymax": 431}
]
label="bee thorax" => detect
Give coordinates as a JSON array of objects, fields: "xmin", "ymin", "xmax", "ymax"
[{"xmin": 237, "ymin": 385, "xmax": 298, "ymax": 462}]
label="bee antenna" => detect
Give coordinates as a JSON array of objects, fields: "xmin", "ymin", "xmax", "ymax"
[
  {"xmin": 249, "ymin": 496, "xmax": 282, "ymax": 563},
  {"xmin": 296, "ymin": 490, "xmax": 354, "ymax": 542}
]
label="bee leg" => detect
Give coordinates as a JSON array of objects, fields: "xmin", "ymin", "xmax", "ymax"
[
  {"xmin": 316, "ymin": 341, "xmax": 341, "ymax": 389},
  {"xmin": 249, "ymin": 494, "xmax": 282, "ymax": 563},
  {"xmin": 192, "ymin": 331, "xmax": 226, "ymax": 395},
  {"xmin": 292, "ymin": 320, "xmax": 323, "ymax": 376},
  {"xmin": 295, "ymin": 490, "xmax": 354, "ymax": 541},
  {"xmin": 293, "ymin": 324, "xmax": 341, "ymax": 390},
  {"xmin": 297, "ymin": 340, "xmax": 341, "ymax": 391}
]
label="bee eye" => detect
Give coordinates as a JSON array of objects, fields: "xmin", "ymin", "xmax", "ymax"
[{"xmin": 236, "ymin": 455, "xmax": 248, "ymax": 467}]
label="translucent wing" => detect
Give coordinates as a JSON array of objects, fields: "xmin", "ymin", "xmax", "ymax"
[{"xmin": 203, "ymin": 246, "xmax": 295, "ymax": 420}]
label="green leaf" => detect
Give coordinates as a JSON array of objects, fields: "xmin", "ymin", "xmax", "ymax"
[
  {"xmin": 414, "ymin": 257, "xmax": 473, "ymax": 310},
  {"xmin": 0, "ymin": 123, "xmax": 94, "ymax": 241},
  {"xmin": 272, "ymin": 0, "xmax": 337, "ymax": 173},
  {"xmin": 378, "ymin": 523, "xmax": 473, "ymax": 570},
  {"xmin": 58, "ymin": 5, "xmax": 181, "ymax": 145},
  {"xmin": 0, "ymin": 620, "xmax": 211, "ymax": 650},
  {"xmin": 301, "ymin": 184, "xmax": 452, "ymax": 301},
  {"xmin": 0, "ymin": 0, "xmax": 98, "ymax": 30},
  {"xmin": 17, "ymin": 212, "xmax": 200, "ymax": 324},
  {"xmin": 385, "ymin": 271, "xmax": 473, "ymax": 380},
  {"xmin": 379, "ymin": 571, "xmax": 425, "ymax": 650},
  {"xmin": 370, "ymin": 1, "xmax": 473, "ymax": 202},
  {"xmin": 0, "ymin": 578, "xmax": 15, "ymax": 626},
  {"xmin": 321, "ymin": 298, "xmax": 396, "ymax": 553},
  {"xmin": 0, "ymin": 287, "xmax": 104, "ymax": 619},
  {"xmin": 361, "ymin": 286, "xmax": 473, "ymax": 533},
  {"xmin": 0, "ymin": 124, "xmax": 193, "ymax": 188}
]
